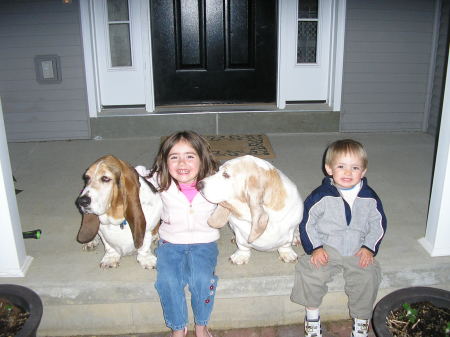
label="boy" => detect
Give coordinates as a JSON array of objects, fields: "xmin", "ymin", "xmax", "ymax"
[{"xmin": 291, "ymin": 139, "xmax": 387, "ymax": 337}]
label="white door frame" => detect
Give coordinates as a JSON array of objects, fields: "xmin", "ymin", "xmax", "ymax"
[
  {"xmin": 80, "ymin": 0, "xmax": 345, "ymax": 116},
  {"xmin": 80, "ymin": 0, "xmax": 154, "ymax": 116},
  {"xmin": 277, "ymin": 0, "xmax": 346, "ymax": 110},
  {"xmin": 93, "ymin": 0, "xmax": 145, "ymax": 106}
]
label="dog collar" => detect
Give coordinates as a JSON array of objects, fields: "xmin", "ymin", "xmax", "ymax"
[{"xmin": 120, "ymin": 219, "xmax": 127, "ymax": 229}]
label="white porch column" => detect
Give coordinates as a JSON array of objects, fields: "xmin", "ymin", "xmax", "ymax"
[
  {"xmin": 418, "ymin": 51, "xmax": 450, "ymax": 257},
  {"xmin": 0, "ymin": 97, "xmax": 33, "ymax": 276}
]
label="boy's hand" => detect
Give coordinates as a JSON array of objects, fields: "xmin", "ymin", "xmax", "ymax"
[
  {"xmin": 355, "ymin": 247, "xmax": 374, "ymax": 268},
  {"xmin": 311, "ymin": 248, "xmax": 328, "ymax": 268}
]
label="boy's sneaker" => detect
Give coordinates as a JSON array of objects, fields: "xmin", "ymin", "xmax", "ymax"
[
  {"xmin": 304, "ymin": 317, "xmax": 322, "ymax": 337},
  {"xmin": 351, "ymin": 318, "xmax": 369, "ymax": 337}
]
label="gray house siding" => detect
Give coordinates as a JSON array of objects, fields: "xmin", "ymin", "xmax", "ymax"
[
  {"xmin": 0, "ymin": 0, "xmax": 446, "ymax": 140},
  {"xmin": 427, "ymin": 0, "xmax": 450, "ymax": 136},
  {"xmin": 340, "ymin": 0, "xmax": 436, "ymax": 132},
  {"xmin": 0, "ymin": 0, "xmax": 89, "ymax": 141}
]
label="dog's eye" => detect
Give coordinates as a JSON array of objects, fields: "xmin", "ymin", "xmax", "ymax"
[
  {"xmin": 101, "ymin": 176, "xmax": 111, "ymax": 182},
  {"xmin": 222, "ymin": 172, "xmax": 230, "ymax": 179},
  {"xmin": 83, "ymin": 175, "xmax": 90, "ymax": 183}
]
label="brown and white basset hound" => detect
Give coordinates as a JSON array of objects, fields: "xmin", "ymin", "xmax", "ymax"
[
  {"xmin": 199, "ymin": 155, "xmax": 303, "ymax": 265},
  {"xmin": 76, "ymin": 155, "xmax": 162, "ymax": 269}
]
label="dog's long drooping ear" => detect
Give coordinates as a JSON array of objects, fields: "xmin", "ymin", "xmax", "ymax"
[
  {"xmin": 208, "ymin": 204, "xmax": 231, "ymax": 228},
  {"xmin": 77, "ymin": 213, "xmax": 100, "ymax": 243},
  {"xmin": 120, "ymin": 160, "xmax": 146, "ymax": 249},
  {"xmin": 262, "ymin": 169, "xmax": 286, "ymax": 211},
  {"xmin": 246, "ymin": 173, "xmax": 269, "ymax": 243}
]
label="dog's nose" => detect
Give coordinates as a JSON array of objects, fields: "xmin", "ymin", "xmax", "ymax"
[
  {"xmin": 196, "ymin": 180, "xmax": 204, "ymax": 191},
  {"xmin": 76, "ymin": 195, "xmax": 91, "ymax": 208}
]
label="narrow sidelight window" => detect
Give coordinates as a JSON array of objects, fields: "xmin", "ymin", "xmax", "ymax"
[
  {"xmin": 297, "ymin": 0, "xmax": 318, "ymax": 64},
  {"xmin": 107, "ymin": 0, "xmax": 132, "ymax": 67}
]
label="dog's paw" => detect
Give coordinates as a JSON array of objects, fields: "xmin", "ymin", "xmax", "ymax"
[
  {"xmin": 137, "ymin": 254, "xmax": 157, "ymax": 269},
  {"xmin": 82, "ymin": 242, "xmax": 98, "ymax": 251},
  {"xmin": 99, "ymin": 255, "xmax": 121, "ymax": 268},
  {"xmin": 229, "ymin": 250, "xmax": 251, "ymax": 265},
  {"xmin": 278, "ymin": 247, "xmax": 298, "ymax": 263},
  {"xmin": 82, "ymin": 236, "xmax": 100, "ymax": 251}
]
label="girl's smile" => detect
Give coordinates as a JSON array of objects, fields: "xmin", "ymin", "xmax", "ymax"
[{"xmin": 167, "ymin": 140, "xmax": 201, "ymax": 184}]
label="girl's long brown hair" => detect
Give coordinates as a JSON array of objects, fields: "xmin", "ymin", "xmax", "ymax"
[{"xmin": 150, "ymin": 131, "xmax": 219, "ymax": 191}]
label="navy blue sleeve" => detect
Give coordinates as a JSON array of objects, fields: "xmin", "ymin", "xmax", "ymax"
[
  {"xmin": 299, "ymin": 188, "xmax": 325, "ymax": 255},
  {"xmin": 359, "ymin": 186, "xmax": 387, "ymax": 256}
]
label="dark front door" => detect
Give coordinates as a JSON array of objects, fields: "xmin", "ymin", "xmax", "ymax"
[{"xmin": 150, "ymin": 0, "xmax": 277, "ymax": 106}]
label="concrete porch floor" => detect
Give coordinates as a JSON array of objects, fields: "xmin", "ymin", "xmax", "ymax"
[{"xmin": 2, "ymin": 132, "xmax": 450, "ymax": 336}]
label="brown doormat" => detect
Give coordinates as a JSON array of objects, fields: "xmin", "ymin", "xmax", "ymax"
[
  {"xmin": 160, "ymin": 134, "xmax": 275, "ymax": 160},
  {"xmin": 205, "ymin": 134, "xmax": 275, "ymax": 160}
]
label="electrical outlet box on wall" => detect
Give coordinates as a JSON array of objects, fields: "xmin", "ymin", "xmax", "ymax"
[{"xmin": 34, "ymin": 55, "xmax": 62, "ymax": 84}]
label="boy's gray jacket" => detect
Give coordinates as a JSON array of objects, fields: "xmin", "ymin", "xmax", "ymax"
[{"xmin": 299, "ymin": 177, "xmax": 387, "ymax": 256}]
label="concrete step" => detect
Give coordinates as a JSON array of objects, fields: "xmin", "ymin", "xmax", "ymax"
[
  {"xmin": 92, "ymin": 104, "xmax": 339, "ymax": 139},
  {"xmin": 16, "ymin": 225, "xmax": 450, "ymax": 336}
]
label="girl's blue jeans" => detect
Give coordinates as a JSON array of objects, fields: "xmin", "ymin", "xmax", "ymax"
[{"xmin": 155, "ymin": 240, "xmax": 219, "ymax": 331}]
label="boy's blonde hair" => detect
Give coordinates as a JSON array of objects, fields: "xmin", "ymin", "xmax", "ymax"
[{"xmin": 324, "ymin": 139, "xmax": 368, "ymax": 169}]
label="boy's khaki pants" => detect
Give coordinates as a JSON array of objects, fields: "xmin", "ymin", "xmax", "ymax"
[{"xmin": 291, "ymin": 245, "xmax": 381, "ymax": 319}]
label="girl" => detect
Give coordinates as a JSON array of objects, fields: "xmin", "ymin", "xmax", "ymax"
[{"xmin": 148, "ymin": 131, "xmax": 219, "ymax": 337}]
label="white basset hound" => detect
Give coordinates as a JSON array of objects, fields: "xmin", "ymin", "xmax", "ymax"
[
  {"xmin": 199, "ymin": 155, "xmax": 303, "ymax": 264},
  {"xmin": 76, "ymin": 155, "xmax": 162, "ymax": 269}
]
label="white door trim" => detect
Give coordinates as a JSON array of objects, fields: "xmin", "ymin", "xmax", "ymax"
[
  {"xmin": 277, "ymin": 0, "xmax": 346, "ymax": 111},
  {"xmin": 139, "ymin": 0, "xmax": 155, "ymax": 112},
  {"xmin": 79, "ymin": 0, "xmax": 155, "ymax": 116},
  {"xmin": 81, "ymin": 0, "xmax": 346, "ymax": 115},
  {"xmin": 94, "ymin": 0, "xmax": 146, "ymax": 106},
  {"xmin": 80, "ymin": 0, "xmax": 100, "ymax": 117},
  {"xmin": 329, "ymin": 0, "xmax": 346, "ymax": 111}
]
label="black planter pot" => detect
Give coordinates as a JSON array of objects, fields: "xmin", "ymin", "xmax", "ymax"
[
  {"xmin": 0, "ymin": 284, "xmax": 43, "ymax": 337},
  {"xmin": 372, "ymin": 286, "xmax": 450, "ymax": 337}
]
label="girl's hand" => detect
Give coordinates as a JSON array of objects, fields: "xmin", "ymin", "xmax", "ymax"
[
  {"xmin": 311, "ymin": 248, "xmax": 328, "ymax": 268},
  {"xmin": 355, "ymin": 247, "xmax": 374, "ymax": 268}
]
